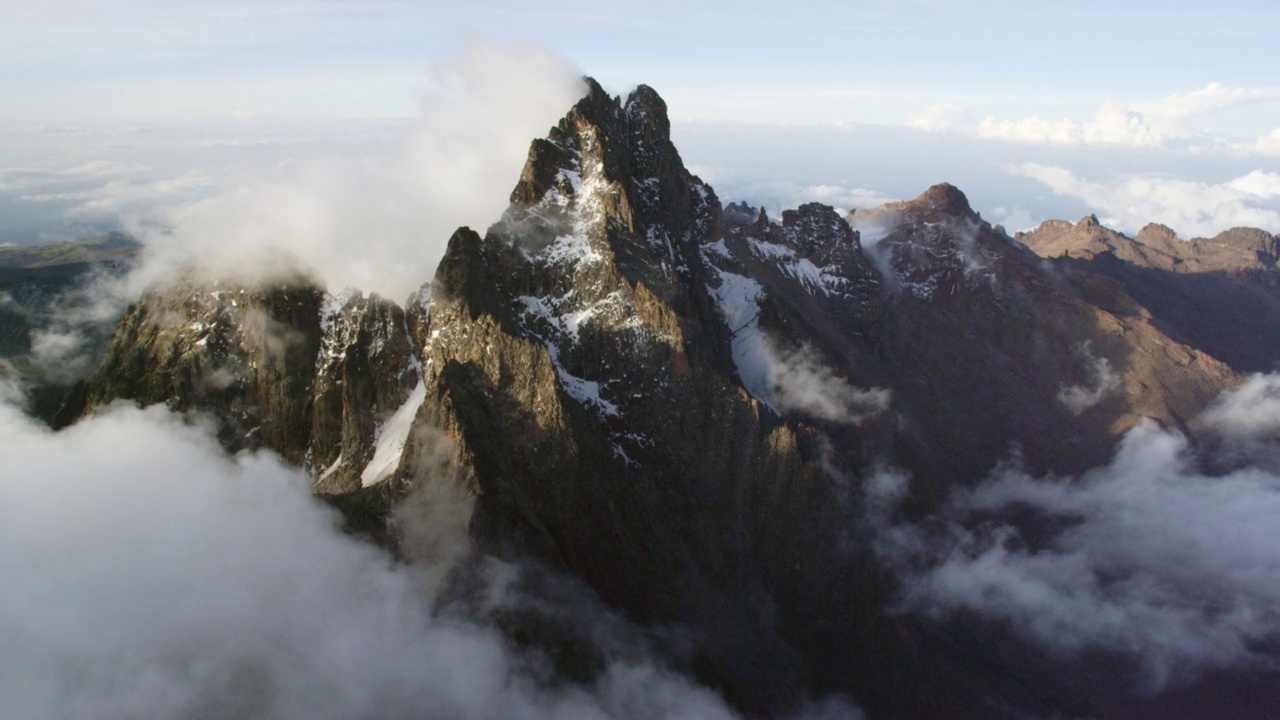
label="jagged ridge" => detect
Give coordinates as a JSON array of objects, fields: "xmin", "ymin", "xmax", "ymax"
[{"xmin": 59, "ymin": 79, "xmax": 1280, "ymax": 719}]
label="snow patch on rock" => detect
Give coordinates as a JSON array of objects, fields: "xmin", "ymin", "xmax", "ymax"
[{"xmin": 360, "ymin": 379, "xmax": 426, "ymax": 487}]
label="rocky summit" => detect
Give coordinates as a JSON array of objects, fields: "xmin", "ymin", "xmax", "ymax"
[{"xmin": 62, "ymin": 80, "xmax": 1280, "ymax": 719}]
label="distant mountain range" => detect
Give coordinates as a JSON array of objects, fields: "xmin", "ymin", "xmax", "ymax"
[
  {"xmin": 0, "ymin": 232, "xmax": 139, "ymax": 418},
  {"xmin": 48, "ymin": 82, "xmax": 1280, "ymax": 719},
  {"xmin": 0, "ymin": 231, "xmax": 138, "ymax": 270}
]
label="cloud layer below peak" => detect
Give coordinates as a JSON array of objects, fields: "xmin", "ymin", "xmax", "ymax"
[{"xmin": 1012, "ymin": 164, "xmax": 1280, "ymax": 237}]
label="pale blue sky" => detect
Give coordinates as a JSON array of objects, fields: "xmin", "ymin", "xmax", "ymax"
[
  {"xmin": 4, "ymin": 1, "xmax": 1278, "ymax": 123},
  {"xmin": 2, "ymin": 0, "xmax": 1279, "ymax": 267}
]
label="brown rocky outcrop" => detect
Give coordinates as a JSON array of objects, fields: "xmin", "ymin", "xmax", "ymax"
[{"xmin": 1020, "ymin": 217, "xmax": 1280, "ymax": 371}]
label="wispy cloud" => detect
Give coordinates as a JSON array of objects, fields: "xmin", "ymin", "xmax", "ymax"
[
  {"xmin": 765, "ymin": 342, "xmax": 892, "ymax": 423},
  {"xmin": 1056, "ymin": 342, "xmax": 1121, "ymax": 416},
  {"xmin": 869, "ymin": 375, "xmax": 1280, "ymax": 689}
]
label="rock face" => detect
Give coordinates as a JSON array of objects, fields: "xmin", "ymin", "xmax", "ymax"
[
  {"xmin": 60, "ymin": 273, "xmax": 326, "ymax": 462},
  {"xmin": 64, "ymin": 81, "xmax": 1273, "ymax": 718},
  {"xmin": 59, "ymin": 271, "xmax": 429, "ymax": 540},
  {"xmin": 844, "ymin": 192, "xmax": 1235, "ymax": 495},
  {"xmin": 308, "ymin": 290, "xmax": 420, "ymax": 494},
  {"xmin": 1019, "ymin": 218, "xmax": 1280, "ymax": 372},
  {"xmin": 419, "ymin": 80, "xmax": 822, "ymax": 708}
]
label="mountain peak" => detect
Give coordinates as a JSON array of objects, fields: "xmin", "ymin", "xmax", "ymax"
[
  {"xmin": 54, "ymin": 76, "xmax": 1280, "ymax": 720},
  {"xmin": 1206, "ymin": 226, "xmax": 1279, "ymax": 264},
  {"xmin": 623, "ymin": 83, "xmax": 670, "ymax": 138},
  {"xmin": 905, "ymin": 182, "xmax": 976, "ymax": 218},
  {"xmin": 1135, "ymin": 222, "xmax": 1180, "ymax": 248},
  {"xmin": 1075, "ymin": 213, "xmax": 1102, "ymax": 232}
]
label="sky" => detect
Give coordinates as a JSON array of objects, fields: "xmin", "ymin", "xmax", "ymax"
[{"xmin": 3, "ymin": 0, "xmax": 1280, "ymax": 278}]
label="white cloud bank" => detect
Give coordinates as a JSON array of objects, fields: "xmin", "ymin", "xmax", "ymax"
[
  {"xmin": 912, "ymin": 83, "xmax": 1280, "ymax": 154},
  {"xmin": 0, "ymin": 393, "xmax": 759, "ymax": 720},
  {"xmin": 870, "ymin": 374, "xmax": 1280, "ymax": 688},
  {"xmin": 1012, "ymin": 164, "xmax": 1280, "ymax": 237},
  {"xmin": 107, "ymin": 37, "xmax": 587, "ymax": 301}
]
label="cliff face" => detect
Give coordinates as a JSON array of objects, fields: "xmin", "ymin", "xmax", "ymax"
[
  {"xmin": 58, "ymin": 273, "xmax": 428, "ymax": 533},
  {"xmin": 62, "ymin": 81, "xmax": 1267, "ymax": 718},
  {"xmin": 1019, "ymin": 217, "xmax": 1280, "ymax": 372},
  {"xmin": 418, "ymin": 80, "xmax": 829, "ymax": 708},
  {"xmin": 843, "ymin": 191, "xmax": 1235, "ymax": 497},
  {"xmin": 308, "ymin": 290, "xmax": 420, "ymax": 494},
  {"xmin": 58, "ymin": 274, "xmax": 325, "ymax": 463}
]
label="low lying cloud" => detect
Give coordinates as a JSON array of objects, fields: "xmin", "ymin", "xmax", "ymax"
[
  {"xmin": 766, "ymin": 342, "xmax": 891, "ymax": 423},
  {"xmin": 925, "ymin": 83, "xmax": 1280, "ymax": 153},
  {"xmin": 870, "ymin": 375, "xmax": 1280, "ymax": 688},
  {"xmin": 0, "ymin": 397, "xmax": 761, "ymax": 719},
  {"xmin": 1, "ymin": 262, "xmax": 140, "ymax": 392},
  {"xmin": 0, "ymin": 160, "xmax": 151, "ymax": 195},
  {"xmin": 1011, "ymin": 164, "xmax": 1280, "ymax": 237},
  {"xmin": 846, "ymin": 209, "xmax": 902, "ymax": 249},
  {"xmin": 712, "ymin": 270, "xmax": 889, "ymax": 425},
  {"xmin": 1196, "ymin": 373, "xmax": 1280, "ymax": 472},
  {"xmin": 1198, "ymin": 373, "xmax": 1280, "ymax": 439}
]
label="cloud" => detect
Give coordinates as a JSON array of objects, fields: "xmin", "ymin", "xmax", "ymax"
[
  {"xmin": 766, "ymin": 342, "xmax": 891, "ymax": 423},
  {"xmin": 988, "ymin": 206, "xmax": 1036, "ymax": 234},
  {"xmin": 0, "ymin": 361, "xmax": 26, "ymax": 407},
  {"xmin": 906, "ymin": 103, "xmax": 968, "ymax": 133},
  {"xmin": 976, "ymin": 115, "xmax": 1085, "ymax": 146},
  {"xmin": 869, "ymin": 375, "xmax": 1280, "ymax": 688},
  {"xmin": 0, "ymin": 262, "xmax": 141, "ymax": 393},
  {"xmin": 696, "ymin": 173, "xmax": 895, "ymax": 217},
  {"xmin": 111, "ymin": 37, "xmax": 586, "ymax": 301},
  {"xmin": 1131, "ymin": 83, "xmax": 1280, "ymax": 131},
  {"xmin": 73, "ymin": 171, "xmax": 218, "ymax": 216},
  {"xmin": 846, "ymin": 208, "xmax": 901, "ymax": 249},
  {"xmin": 1011, "ymin": 163, "xmax": 1280, "ymax": 236},
  {"xmin": 0, "ymin": 396, "xmax": 759, "ymax": 720},
  {"xmin": 1228, "ymin": 169, "xmax": 1280, "ymax": 198},
  {"xmin": 974, "ymin": 104, "xmax": 1165, "ymax": 149},
  {"xmin": 956, "ymin": 83, "xmax": 1280, "ymax": 152},
  {"xmin": 28, "ymin": 328, "xmax": 89, "ymax": 379},
  {"xmin": 1081, "ymin": 102, "xmax": 1168, "ymax": 148},
  {"xmin": 1255, "ymin": 128, "xmax": 1280, "ymax": 155},
  {"xmin": 1056, "ymin": 342, "xmax": 1120, "ymax": 416},
  {"xmin": 711, "ymin": 270, "xmax": 890, "ymax": 424},
  {"xmin": 1198, "ymin": 374, "xmax": 1280, "ymax": 440},
  {"xmin": 1196, "ymin": 373, "xmax": 1280, "ymax": 472},
  {"xmin": 0, "ymin": 161, "xmax": 152, "ymax": 195}
]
